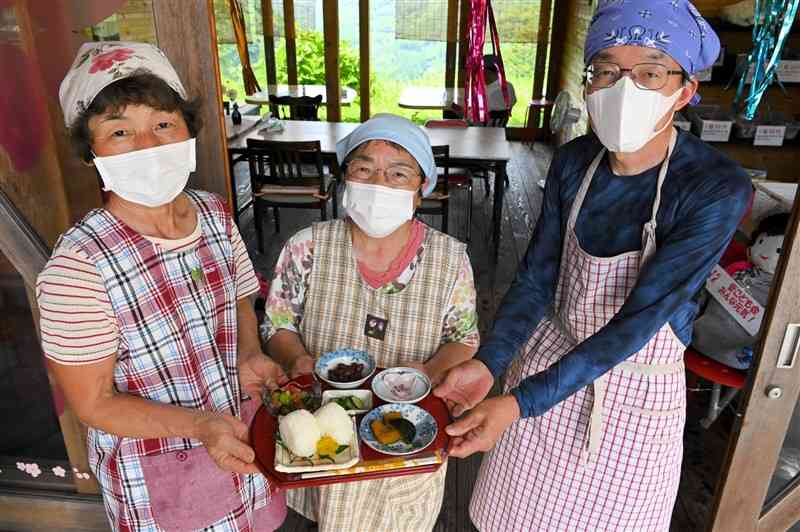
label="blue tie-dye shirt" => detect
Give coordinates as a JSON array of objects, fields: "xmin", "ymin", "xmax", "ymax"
[{"xmin": 477, "ymin": 129, "xmax": 752, "ymax": 418}]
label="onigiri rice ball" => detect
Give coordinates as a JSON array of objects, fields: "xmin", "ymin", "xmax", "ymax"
[
  {"xmin": 278, "ymin": 409, "xmax": 320, "ymax": 457},
  {"xmin": 314, "ymin": 402, "xmax": 353, "ymax": 445}
]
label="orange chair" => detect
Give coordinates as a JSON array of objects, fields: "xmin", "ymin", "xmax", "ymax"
[{"xmin": 684, "ymin": 348, "xmax": 747, "ymax": 428}]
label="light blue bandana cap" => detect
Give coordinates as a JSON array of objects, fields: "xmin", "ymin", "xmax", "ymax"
[
  {"xmin": 584, "ymin": 0, "xmax": 721, "ymax": 76},
  {"xmin": 336, "ymin": 113, "xmax": 437, "ymax": 197}
]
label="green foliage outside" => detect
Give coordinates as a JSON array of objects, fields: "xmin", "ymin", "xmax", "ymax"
[{"xmin": 218, "ymin": 34, "xmax": 535, "ymax": 126}]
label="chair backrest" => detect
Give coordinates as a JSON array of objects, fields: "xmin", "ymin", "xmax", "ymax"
[
  {"xmin": 486, "ymin": 109, "xmax": 511, "ymax": 128},
  {"xmin": 268, "ymin": 94, "xmax": 323, "ymax": 121},
  {"xmin": 425, "ymin": 119, "xmax": 468, "ymax": 129},
  {"xmin": 431, "ymin": 145, "xmax": 451, "ymax": 197},
  {"xmin": 246, "ymin": 138, "xmax": 326, "ymax": 193}
]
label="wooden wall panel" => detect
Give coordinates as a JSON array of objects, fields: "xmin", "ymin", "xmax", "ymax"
[
  {"xmin": 552, "ymin": 0, "xmax": 593, "ymax": 139},
  {"xmin": 152, "ymin": 0, "xmax": 232, "ymax": 203}
]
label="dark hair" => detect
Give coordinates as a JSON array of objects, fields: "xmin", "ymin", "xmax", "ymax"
[
  {"xmin": 68, "ymin": 72, "xmax": 202, "ymax": 163},
  {"xmin": 753, "ymin": 212, "xmax": 790, "ymax": 242}
]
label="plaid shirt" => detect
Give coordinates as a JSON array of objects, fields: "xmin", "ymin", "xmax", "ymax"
[{"xmin": 57, "ymin": 190, "xmax": 270, "ymax": 531}]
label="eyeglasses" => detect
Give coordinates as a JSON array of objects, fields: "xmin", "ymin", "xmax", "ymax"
[
  {"xmin": 345, "ymin": 163, "xmax": 420, "ymax": 188},
  {"xmin": 585, "ymin": 62, "xmax": 684, "ymax": 91}
]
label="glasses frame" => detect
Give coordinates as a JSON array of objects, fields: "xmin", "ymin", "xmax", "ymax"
[
  {"xmin": 344, "ymin": 163, "xmax": 422, "ymax": 189},
  {"xmin": 584, "ymin": 61, "xmax": 686, "ymax": 91}
]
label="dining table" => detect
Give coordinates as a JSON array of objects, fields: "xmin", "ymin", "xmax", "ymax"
[
  {"xmin": 245, "ymin": 84, "xmax": 358, "ymax": 107},
  {"xmin": 228, "ymin": 120, "xmax": 512, "ymax": 258},
  {"xmin": 398, "ymin": 87, "xmax": 464, "ymax": 110}
]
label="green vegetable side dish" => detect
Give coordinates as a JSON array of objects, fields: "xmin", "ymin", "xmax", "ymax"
[
  {"xmin": 269, "ymin": 384, "xmax": 320, "ymax": 416},
  {"xmin": 333, "ymin": 395, "xmax": 365, "ymax": 411},
  {"xmin": 387, "ymin": 417, "xmax": 417, "ymax": 444}
]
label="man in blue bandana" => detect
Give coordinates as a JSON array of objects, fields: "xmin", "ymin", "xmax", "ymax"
[{"xmin": 434, "ymin": 1, "xmax": 752, "ymax": 530}]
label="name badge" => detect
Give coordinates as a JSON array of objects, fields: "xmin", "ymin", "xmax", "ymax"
[{"xmin": 364, "ymin": 314, "xmax": 388, "ymax": 341}]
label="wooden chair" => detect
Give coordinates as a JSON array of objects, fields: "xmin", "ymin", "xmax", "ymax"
[
  {"xmin": 268, "ymin": 94, "xmax": 323, "ymax": 121},
  {"xmin": 246, "ymin": 138, "xmax": 337, "ymax": 251},
  {"xmin": 227, "ymin": 147, "xmax": 252, "ymax": 226},
  {"xmin": 417, "ymin": 145, "xmax": 472, "ymax": 241},
  {"xmin": 486, "ymin": 109, "xmax": 511, "ymax": 128}
]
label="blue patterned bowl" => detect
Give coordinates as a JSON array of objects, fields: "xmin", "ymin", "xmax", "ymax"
[
  {"xmin": 359, "ymin": 403, "xmax": 438, "ymax": 456},
  {"xmin": 315, "ymin": 349, "xmax": 376, "ymax": 389}
]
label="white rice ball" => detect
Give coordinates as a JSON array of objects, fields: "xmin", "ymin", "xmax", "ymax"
[
  {"xmin": 278, "ymin": 409, "xmax": 320, "ymax": 457},
  {"xmin": 314, "ymin": 402, "xmax": 353, "ymax": 445}
]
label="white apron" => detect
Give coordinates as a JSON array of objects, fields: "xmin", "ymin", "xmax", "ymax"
[{"xmin": 470, "ymin": 130, "xmax": 686, "ymax": 531}]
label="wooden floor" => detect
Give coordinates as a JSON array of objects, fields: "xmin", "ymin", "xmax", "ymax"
[{"xmin": 234, "ymin": 141, "xmax": 732, "ymax": 532}]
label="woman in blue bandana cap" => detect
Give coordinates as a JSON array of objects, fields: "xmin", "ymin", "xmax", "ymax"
[
  {"xmin": 434, "ymin": 1, "xmax": 752, "ymax": 530},
  {"xmin": 260, "ymin": 114, "xmax": 479, "ymax": 531}
]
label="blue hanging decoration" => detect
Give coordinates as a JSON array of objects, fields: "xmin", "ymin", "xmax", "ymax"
[{"xmin": 733, "ymin": 0, "xmax": 800, "ymax": 119}]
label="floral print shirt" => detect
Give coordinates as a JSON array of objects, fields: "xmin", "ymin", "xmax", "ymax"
[{"xmin": 261, "ymin": 226, "xmax": 479, "ymax": 348}]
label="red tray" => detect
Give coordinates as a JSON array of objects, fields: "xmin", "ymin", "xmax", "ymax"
[{"xmin": 251, "ymin": 374, "xmax": 451, "ymax": 489}]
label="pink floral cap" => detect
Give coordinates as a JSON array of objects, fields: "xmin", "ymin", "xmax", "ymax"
[{"xmin": 59, "ymin": 41, "xmax": 187, "ymax": 128}]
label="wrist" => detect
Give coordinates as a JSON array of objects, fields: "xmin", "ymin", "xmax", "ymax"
[{"xmin": 502, "ymin": 393, "xmax": 522, "ymax": 421}]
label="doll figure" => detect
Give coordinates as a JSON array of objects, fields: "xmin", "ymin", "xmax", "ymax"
[{"xmin": 692, "ymin": 212, "xmax": 790, "ymax": 369}]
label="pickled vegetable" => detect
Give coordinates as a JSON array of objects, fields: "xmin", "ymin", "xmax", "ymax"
[{"xmin": 387, "ymin": 418, "xmax": 416, "ymax": 444}]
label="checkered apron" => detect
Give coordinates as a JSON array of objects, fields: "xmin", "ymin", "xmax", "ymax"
[
  {"xmin": 470, "ymin": 130, "xmax": 686, "ymax": 532},
  {"xmin": 59, "ymin": 190, "xmax": 273, "ymax": 531},
  {"xmin": 288, "ymin": 220, "xmax": 464, "ymax": 532}
]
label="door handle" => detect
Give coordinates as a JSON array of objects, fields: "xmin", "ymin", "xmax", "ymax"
[{"xmin": 777, "ymin": 323, "xmax": 800, "ymax": 369}]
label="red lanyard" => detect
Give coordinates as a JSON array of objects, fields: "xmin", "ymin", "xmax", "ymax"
[{"xmin": 464, "ymin": 0, "xmax": 510, "ymax": 124}]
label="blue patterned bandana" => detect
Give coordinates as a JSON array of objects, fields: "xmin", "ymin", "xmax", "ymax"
[{"xmin": 584, "ymin": 0, "xmax": 721, "ymax": 76}]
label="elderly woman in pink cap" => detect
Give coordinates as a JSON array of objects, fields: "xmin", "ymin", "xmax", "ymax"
[{"xmin": 37, "ymin": 42, "xmax": 287, "ymax": 531}]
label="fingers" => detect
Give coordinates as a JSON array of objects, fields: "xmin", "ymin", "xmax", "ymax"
[
  {"xmin": 445, "ymin": 411, "xmax": 483, "ymax": 437},
  {"xmin": 448, "ymin": 435, "xmax": 483, "ymax": 459}
]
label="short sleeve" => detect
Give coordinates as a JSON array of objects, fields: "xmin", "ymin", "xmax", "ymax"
[
  {"xmin": 441, "ymin": 252, "xmax": 480, "ymax": 347},
  {"xmin": 231, "ymin": 222, "xmax": 260, "ymax": 299},
  {"xmin": 36, "ymin": 246, "xmax": 119, "ymax": 365},
  {"xmin": 260, "ymin": 227, "xmax": 314, "ymax": 343}
]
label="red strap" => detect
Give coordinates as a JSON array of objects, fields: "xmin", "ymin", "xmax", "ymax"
[{"xmin": 464, "ymin": 0, "xmax": 510, "ymax": 123}]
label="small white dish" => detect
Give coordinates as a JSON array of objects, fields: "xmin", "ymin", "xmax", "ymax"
[
  {"xmin": 371, "ymin": 367, "xmax": 431, "ymax": 404},
  {"xmin": 315, "ymin": 349, "xmax": 376, "ymax": 389},
  {"xmin": 321, "ymin": 389, "xmax": 373, "ymax": 415}
]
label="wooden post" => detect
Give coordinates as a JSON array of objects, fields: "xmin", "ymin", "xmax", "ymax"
[
  {"xmin": 262, "ymin": 0, "xmax": 277, "ymax": 86},
  {"xmin": 445, "ymin": 0, "xmax": 459, "ymax": 89},
  {"xmin": 152, "ymin": 0, "xmax": 232, "ymax": 204},
  {"xmin": 528, "ymin": 0, "xmax": 554, "ymax": 128},
  {"xmin": 545, "ymin": 0, "xmax": 570, "ymax": 101},
  {"xmin": 457, "ymin": 0, "xmax": 469, "ymax": 89},
  {"xmin": 322, "ymin": 0, "xmax": 341, "ymax": 122},
  {"xmin": 283, "ymin": 0, "xmax": 298, "ymax": 85},
  {"xmin": 359, "ymin": 0, "xmax": 370, "ymax": 121}
]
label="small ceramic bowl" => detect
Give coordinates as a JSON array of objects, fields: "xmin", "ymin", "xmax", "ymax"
[
  {"xmin": 371, "ymin": 367, "xmax": 431, "ymax": 404},
  {"xmin": 359, "ymin": 403, "xmax": 438, "ymax": 456},
  {"xmin": 315, "ymin": 349, "xmax": 376, "ymax": 389},
  {"xmin": 321, "ymin": 389, "xmax": 374, "ymax": 415}
]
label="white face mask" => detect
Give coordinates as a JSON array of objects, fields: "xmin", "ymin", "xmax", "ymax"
[
  {"xmin": 93, "ymin": 138, "xmax": 196, "ymax": 207},
  {"xmin": 586, "ymin": 77, "xmax": 683, "ymax": 153},
  {"xmin": 342, "ymin": 181, "xmax": 416, "ymax": 238}
]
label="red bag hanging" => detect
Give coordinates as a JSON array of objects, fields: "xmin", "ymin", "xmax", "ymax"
[{"xmin": 464, "ymin": 0, "xmax": 511, "ymax": 124}]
